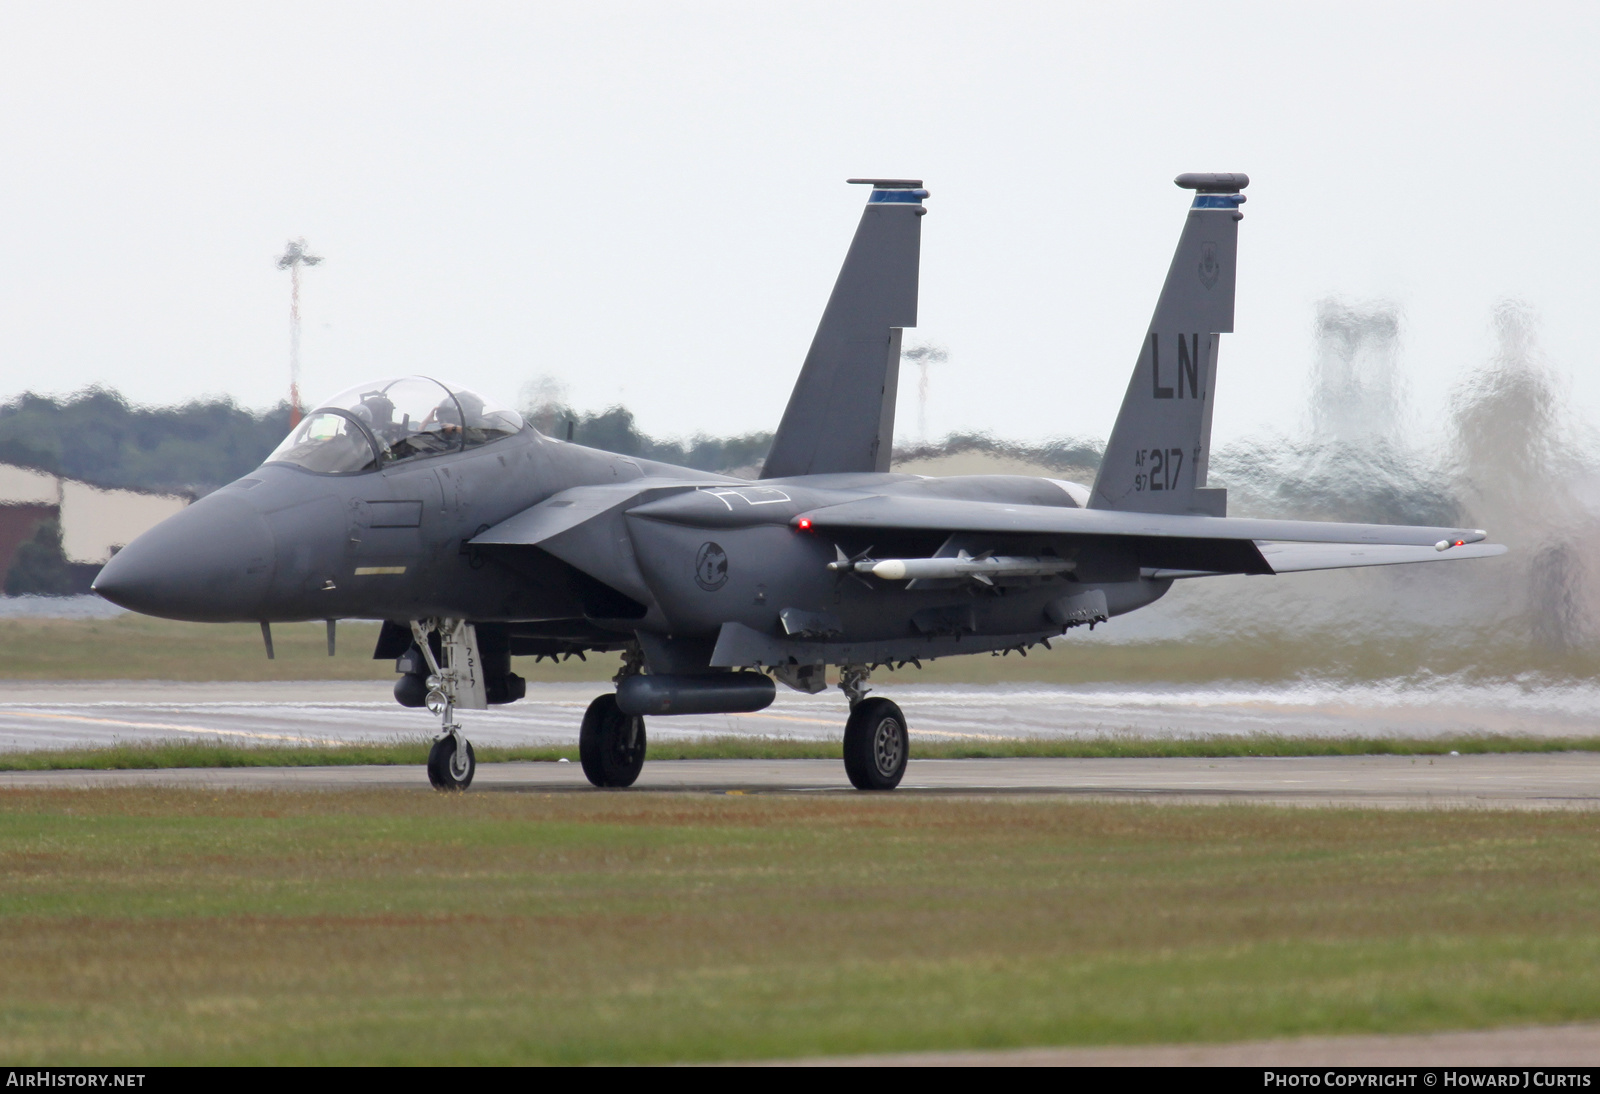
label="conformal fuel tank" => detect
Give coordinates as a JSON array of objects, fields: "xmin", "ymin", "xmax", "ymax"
[{"xmin": 615, "ymin": 672, "xmax": 777, "ymax": 716}]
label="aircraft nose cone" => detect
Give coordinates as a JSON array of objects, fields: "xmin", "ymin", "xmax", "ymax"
[{"xmin": 92, "ymin": 493, "xmax": 275, "ymax": 621}]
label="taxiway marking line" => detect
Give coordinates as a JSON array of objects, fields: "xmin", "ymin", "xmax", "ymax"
[
  {"xmin": 741, "ymin": 712, "xmax": 840, "ymax": 727},
  {"xmin": 908, "ymin": 729, "xmax": 1014, "ymax": 740},
  {"xmin": 1, "ymin": 711, "xmax": 341, "ymax": 746},
  {"xmin": 740, "ymin": 713, "xmax": 999, "ymax": 739}
]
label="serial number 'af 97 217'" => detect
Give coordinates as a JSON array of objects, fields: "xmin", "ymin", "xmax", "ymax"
[{"xmin": 1134, "ymin": 446, "xmax": 1188, "ymax": 492}]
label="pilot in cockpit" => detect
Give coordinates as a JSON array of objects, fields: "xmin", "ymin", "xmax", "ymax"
[
  {"xmin": 263, "ymin": 376, "xmax": 525, "ymax": 474},
  {"xmin": 350, "ymin": 391, "xmax": 401, "ymax": 453},
  {"xmin": 425, "ymin": 394, "xmax": 464, "ymax": 445}
]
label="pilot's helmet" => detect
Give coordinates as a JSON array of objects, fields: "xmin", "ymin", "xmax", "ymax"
[
  {"xmin": 430, "ymin": 395, "xmax": 463, "ymax": 433},
  {"xmin": 454, "ymin": 389, "xmax": 487, "ymax": 427},
  {"xmin": 359, "ymin": 392, "xmax": 396, "ymax": 430}
]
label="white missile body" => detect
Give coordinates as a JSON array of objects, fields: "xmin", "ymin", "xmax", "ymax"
[{"xmin": 828, "ymin": 550, "xmax": 1074, "ymax": 584}]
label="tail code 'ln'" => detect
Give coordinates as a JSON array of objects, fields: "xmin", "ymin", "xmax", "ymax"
[{"xmin": 1089, "ymin": 172, "xmax": 1247, "ymax": 517}]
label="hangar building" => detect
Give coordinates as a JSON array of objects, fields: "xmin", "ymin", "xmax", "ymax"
[{"xmin": 0, "ymin": 464, "xmax": 189, "ymax": 594}]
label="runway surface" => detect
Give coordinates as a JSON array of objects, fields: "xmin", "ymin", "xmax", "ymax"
[
  {"xmin": 3, "ymin": 678, "xmax": 1597, "ymax": 806},
  {"xmin": 773, "ymin": 1023, "xmax": 1600, "ymax": 1066},
  {"xmin": 2, "ymin": 677, "xmax": 1597, "ymax": 752},
  {"xmin": 3, "ymin": 753, "xmax": 1598, "ymax": 808}
]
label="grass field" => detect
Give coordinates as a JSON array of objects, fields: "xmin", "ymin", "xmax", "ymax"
[
  {"xmin": 2, "ymin": 789, "xmax": 1599, "ymax": 1064},
  {"xmin": 6, "ymin": 614, "xmax": 1598, "ymax": 684},
  {"xmin": 2, "ymin": 732, "xmax": 1598, "ymax": 771}
]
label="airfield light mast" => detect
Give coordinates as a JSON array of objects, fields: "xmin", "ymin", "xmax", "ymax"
[
  {"xmin": 902, "ymin": 343, "xmax": 948, "ymax": 442},
  {"xmin": 275, "ymin": 238, "xmax": 323, "ymax": 428}
]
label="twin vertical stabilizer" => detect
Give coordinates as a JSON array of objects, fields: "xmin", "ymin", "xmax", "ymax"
[
  {"xmin": 760, "ymin": 180, "xmax": 926, "ymax": 479},
  {"xmin": 1089, "ymin": 173, "xmax": 1248, "ymax": 517}
]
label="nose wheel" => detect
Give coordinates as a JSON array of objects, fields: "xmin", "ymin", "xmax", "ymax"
[
  {"xmin": 579, "ymin": 693, "xmax": 647, "ymax": 788},
  {"xmin": 427, "ymin": 734, "xmax": 476, "ymax": 790},
  {"xmin": 843, "ymin": 697, "xmax": 908, "ymax": 790}
]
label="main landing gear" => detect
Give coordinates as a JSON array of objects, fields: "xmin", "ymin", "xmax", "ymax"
[
  {"xmin": 838, "ymin": 665, "xmax": 907, "ymax": 791},
  {"xmin": 579, "ymin": 646, "xmax": 647, "ymax": 788},
  {"xmin": 571, "ymin": 656, "xmax": 907, "ymax": 791},
  {"xmin": 579, "ymin": 694, "xmax": 647, "ymax": 787}
]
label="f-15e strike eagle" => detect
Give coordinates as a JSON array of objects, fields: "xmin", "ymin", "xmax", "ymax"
[{"xmin": 93, "ymin": 174, "xmax": 1505, "ymax": 791}]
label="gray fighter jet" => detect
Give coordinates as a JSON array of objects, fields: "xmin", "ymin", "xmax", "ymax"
[{"xmin": 93, "ymin": 174, "xmax": 1505, "ymax": 791}]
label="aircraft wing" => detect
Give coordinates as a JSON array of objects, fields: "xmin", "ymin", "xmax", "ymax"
[
  {"xmin": 472, "ymin": 481, "xmax": 707, "ymax": 613},
  {"xmin": 1256, "ymin": 541, "xmax": 1507, "ymax": 573},
  {"xmin": 795, "ymin": 495, "xmax": 1487, "ymax": 548},
  {"xmin": 473, "ymin": 483, "xmax": 690, "ymax": 548}
]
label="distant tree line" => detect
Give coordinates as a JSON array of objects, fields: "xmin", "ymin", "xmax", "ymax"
[
  {"xmin": 892, "ymin": 432, "xmax": 1104, "ymax": 474},
  {"xmin": 0, "ymin": 386, "xmax": 1104, "ymax": 500},
  {"xmin": 0, "ymin": 389, "xmax": 296, "ymax": 496},
  {"xmin": 3, "ymin": 521, "xmax": 91, "ymax": 597},
  {"xmin": 526, "ymin": 405, "xmax": 1107, "ymax": 478},
  {"xmin": 523, "ymin": 402, "xmax": 776, "ymax": 476}
]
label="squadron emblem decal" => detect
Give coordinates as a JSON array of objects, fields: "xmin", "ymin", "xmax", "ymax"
[
  {"xmin": 1197, "ymin": 241, "xmax": 1220, "ymax": 289},
  {"xmin": 695, "ymin": 542, "xmax": 729, "ymax": 591}
]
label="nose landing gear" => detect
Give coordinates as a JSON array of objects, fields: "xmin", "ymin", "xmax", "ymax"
[{"xmin": 411, "ymin": 619, "xmax": 485, "ymax": 791}]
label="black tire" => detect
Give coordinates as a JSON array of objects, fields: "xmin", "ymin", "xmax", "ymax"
[
  {"xmin": 579, "ymin": 693, "xmax": 647, "ymax": 788},
  {"xmin": 427, "ymin": 735, "xmax": 475, "ymax": 791},
  {"xmin": 842, "ymin": 697, "xmax": 908, "ymax": 790}
]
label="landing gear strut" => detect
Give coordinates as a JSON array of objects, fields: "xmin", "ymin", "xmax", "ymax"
[
  {"xmin": 838, "ymin": 664, "xmax": 872, "ymax": 708},
  {"xmin": 838, "ymin": 665, "xmax": 907, "ymax": 790},
  {"xmin": 412, "ymin": 619, "xmax": 482, "ymax": 791}
]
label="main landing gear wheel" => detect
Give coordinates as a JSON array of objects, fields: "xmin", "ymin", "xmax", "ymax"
[
  {"xmin": 843, "ymin": 697, "xmax": 908, "ymax": 791},
  {"xmin": 580, "ymin": 693, "xmax": 647, "ymax": 788},
  {"xmin": 427, "ymin": 735, "xmax": 476, "ymax": 791}
]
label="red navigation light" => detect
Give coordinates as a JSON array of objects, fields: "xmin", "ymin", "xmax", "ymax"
[
  {"xmin": 1454, "ymin": 539, "xmax": 1465, "ymax": 547},
  {"xmin": 797, "ymin": 517, "xmax": 813, "ymax": 531}
]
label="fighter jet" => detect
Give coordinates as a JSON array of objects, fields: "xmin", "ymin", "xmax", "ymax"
[{"xmin": 92, "ymin": 174, "xmax": 1506, "ymax": 791}]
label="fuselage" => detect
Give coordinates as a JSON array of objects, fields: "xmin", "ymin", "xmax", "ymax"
[{"xmin": 92, "ymin": 421, "xmax": 1171, "ymax": 653}]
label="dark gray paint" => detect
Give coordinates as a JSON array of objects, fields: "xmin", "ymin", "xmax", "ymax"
[
  {"xmin": 760, "ymin": 187, "xmax": 922, "ymax": 478},
  {"xmin": 92, "ymin": 175, "xmax": 1505, "ymax": 733},
  {"xmin": 1091, "ymin": 175, "xmax": 1243, "ymax": 516}
]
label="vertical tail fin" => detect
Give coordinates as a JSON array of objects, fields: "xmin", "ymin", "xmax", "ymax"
[
  {"xmin": 760, "ymin": 179, "xmax": 925, "ymax": 479},
  {"xmin": 1088, "ymin": 173, "xmax": 1248, "ymax": 516}
]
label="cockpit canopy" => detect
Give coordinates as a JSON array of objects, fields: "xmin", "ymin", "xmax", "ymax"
[{"xmin": 265, "ymin": 376, "xmax": 525, "ymax": 474}]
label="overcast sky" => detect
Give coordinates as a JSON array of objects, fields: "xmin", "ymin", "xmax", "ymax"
[{"xmin": 2, "ymin": 1, "xmax": 1596, "ymax": 448}]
